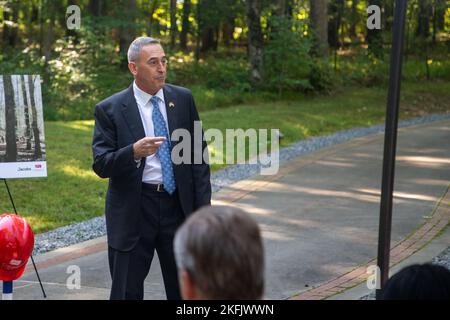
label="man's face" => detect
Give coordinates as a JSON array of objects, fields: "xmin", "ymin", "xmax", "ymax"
[{"xmin": 129, "ymin": 44, "xmax": 167, "ymax": 95}]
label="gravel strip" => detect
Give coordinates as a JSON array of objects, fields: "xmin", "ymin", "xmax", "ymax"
[
  {"xmin": 33, "ymin": 113, "xmax": 450, "ymax": 255},
  {"xmin": 431, "ymin": 246, "xmax": 450, "ymax": 271}
]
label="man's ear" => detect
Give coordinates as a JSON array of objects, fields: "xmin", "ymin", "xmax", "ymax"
[
  {"xmin": 180, "ymin": 270, "xmax": 198, "ymax": 300},
  {"xmin": 128, "ymin": 62, "xmax": 137, "ymax": 76}
]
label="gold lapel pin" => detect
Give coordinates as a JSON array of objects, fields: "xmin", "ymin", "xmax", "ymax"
[{"xmin": 169, "ymin": 102, "xmax": 175, "ymax": 108}]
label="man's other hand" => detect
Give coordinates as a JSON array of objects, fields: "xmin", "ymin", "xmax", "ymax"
[{"xmin": 133, "ymin": 136, "xmax": 166, "ymax": 159}]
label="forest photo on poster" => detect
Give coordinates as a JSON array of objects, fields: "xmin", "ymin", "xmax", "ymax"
[{"xmin": 0, "ymin": 75, "xmax": 47, "ymax": 179}]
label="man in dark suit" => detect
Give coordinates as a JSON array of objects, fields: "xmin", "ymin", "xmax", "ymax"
[{"xmin": 92, "ymin": 37, "xmax": 211, "ymax": 300}]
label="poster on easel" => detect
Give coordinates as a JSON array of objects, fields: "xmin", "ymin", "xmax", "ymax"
[{"xmin": 0, "ymin": 75, "xmax": 47, "ymax": 179}]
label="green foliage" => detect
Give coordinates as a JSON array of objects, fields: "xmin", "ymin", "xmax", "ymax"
[
  {"xmin": 0, "ymin": 0, "xmax": 449, "ymax": 121},
  {"xmin": 44, "ymin": 32, "xmax": 132, "ymax": 120},
  {"xmin": 309, "ymin": 59, "xmax": 335, "ymax": 93},
  {"xmin": 337, "ymin": 51, "xmax": 390, "ymax": 87},
  {"xmin": 263, "ymin": 17, "xmax": 313, "ymax": 94},
  {"xmin": 335, "ymin": 43, "xmax": 450, "ymax": 88},
  {"xmin": 169, "ymin": 52, "xmax": 250, "ymax": 91},
  {"xmin": 167, "ymin": 51, "xmax": 254, "ymax": 110}
]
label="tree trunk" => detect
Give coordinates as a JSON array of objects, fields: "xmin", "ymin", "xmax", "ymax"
[
  {"xmin": 43, "ymin": 12, "xmax": 56, "ymax": 64},
  {"xmin": 221, "ymin": 0, "xmax": 238, "ymax": 47},
  {"xmin": 118, "ymin": 0, "xmax": 137, "ymax": 68},
  {"xmin": 21, "ymin": 76, "xmax": 32, "ymax": 150},
  {"xmin": 201, "ymin": 27, "xmax": 216, "ymax": 52},
  {"xmin": 432, "ymin": 0, "xmax": 437, "ymax": 45},
  {"xmin": 246, "ymin": 0, "xmax": 264, "ymax": 86},
  {"xmin": 195, "ymin": 0, "xmax": 201, "ymax": 61},
  {"xmin": 148, "ymin": 0, "xmax": 159, "ymax": 36},
  {"xmin": 328, "ymin": 0, "xmax": 344, "ymax": 48},
  {"xmin": 2, "ymin": 9, "xmax": 9, "ymax": 48},
  {"xmin": 4, "ymin": 76, "xmax": 17, "ymax": 162},
  {"xmin": 431, "ymin": 0, "xmax": 445, "ymax": 44},
  {"xmin": 197, "ymin": 0, "xmax": 220, "ymax": 52},
  {"xmin": 416, "ymin": 0, "xmax": 432, "ymax": 38},
  {"xmin": 286, "ymin": 0, "xmax": 293, "ymax": 18},
  {"xmin": 366, "ymin": 0, "xmax": 383, "ymax": 58},
  {"xmin": 310, "ymin": 0, "xmax": 329, "ymax": 57},
  {"xmin": 89, "ymin": 0, "xmax": 102, "ymax": 16},
  {"xmin": 273, "ymin": 0, "xmax": 286, "ymax": 17},
  {"xmin": 10, "ymin": 1, "xmax": 19, "ymax": 46},
  {"xmin": 24, "ymin": 0, "xmax": 34, "ymax": 46},
  {"xmin": 39, "ymin": 0, "xmax": 44, "ymax": 56},
  {"xmin": 222, "ymin": 16, "xmax": 235, "ymax": 47},
  {"xmin": 180, "ymin": 0, "xmax": 191, "ymax": 49},
  {"xmin": 170, "ymin": 0, "xmax": 177, "ymax": 48},
  {"xmin": 2, "ymin": 0, "xmax": 19, "ymax": 47},
  {"xmin": 349, "ymin": 0, "xmax": 358, "ymax": 39},
  {"xmin": 384, "ymin": 0, "xmax": 393, "ymax": 31},
  {"xmin": 435, "ymin": 0, "xmax": 446, "ymax": 30},
  {"xmin": 28, "ymin": 76, "xmax": 42, "ymax": 160}
]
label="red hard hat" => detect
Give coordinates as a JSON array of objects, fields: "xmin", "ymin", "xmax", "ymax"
[{"xmin": 0, "ymin": 214, "xmax": 35, "ymax": 281}]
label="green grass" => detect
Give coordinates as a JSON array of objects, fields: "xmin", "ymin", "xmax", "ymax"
[{"xmin": 1, "ymin": 80, "xmax": 449, "ymax": 234}]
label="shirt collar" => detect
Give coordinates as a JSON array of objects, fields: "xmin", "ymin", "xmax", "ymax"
[{"xmin": 133, "ymin": 81, "xmax": 165, "ymax": 106}]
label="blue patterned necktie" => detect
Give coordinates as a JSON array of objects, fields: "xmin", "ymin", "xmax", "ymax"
[{"xmin": 150, "ymin": 96, "xmax": 176, "ymax": 194}]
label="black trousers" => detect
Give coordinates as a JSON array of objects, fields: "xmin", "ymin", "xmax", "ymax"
[{"xmin": 108, "ymin": 185, "xmax": 184, "ymax": 300}]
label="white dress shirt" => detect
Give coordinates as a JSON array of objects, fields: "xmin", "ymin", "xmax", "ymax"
[{"xmin": 133, "ymin": 81, "xmax": 170, "ymax": 184}]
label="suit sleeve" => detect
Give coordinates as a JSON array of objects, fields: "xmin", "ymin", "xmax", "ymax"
[
  {"xmin": 92, "ymin": 104, "xmax": 137, "ymax": 179},
  {"xmin": 189, "ymin": 94, "xmax": 212, "ymax": 209}
]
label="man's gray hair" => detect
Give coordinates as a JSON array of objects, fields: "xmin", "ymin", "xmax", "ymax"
[
  {"xmin": 127, "ymin": 37, "xmax": 161, "ymax": 63},
  {"xmin": 174, "ymin": 205, "xmax": 265, "ymax": 299}
]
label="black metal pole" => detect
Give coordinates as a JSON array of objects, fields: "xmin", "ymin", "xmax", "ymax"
[
  {"xmin": 375, "ymin": 0, "xmax": 408, "ymax": 299},
  {"xmin": 2, "ymin": 179, "xmax": 47, "ymax": 298}
]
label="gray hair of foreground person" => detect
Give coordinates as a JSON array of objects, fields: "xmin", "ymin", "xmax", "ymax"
[{"xmin": 174, "ymin": 205, "xmax": 265, "ymax": 300}]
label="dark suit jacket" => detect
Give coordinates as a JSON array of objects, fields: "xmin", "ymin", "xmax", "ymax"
[{"xmin": 92, "ymin": 83, "xmax": 211, "ymax": 251}]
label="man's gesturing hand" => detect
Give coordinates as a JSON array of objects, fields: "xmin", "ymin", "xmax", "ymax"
[{"xmin": 133, "ymin": 136, "xmax": 166, "ymax": 160}]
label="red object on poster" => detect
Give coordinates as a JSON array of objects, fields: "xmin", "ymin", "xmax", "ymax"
[{"xmin": 0, "ymin": 214, "xmax": 34, "ymax": 281}]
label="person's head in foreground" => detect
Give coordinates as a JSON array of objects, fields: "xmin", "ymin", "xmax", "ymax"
[
  {"xmin": 174, "ymin": 205, "xmax": 264, "ymax": 300},
  {"xmin": 379, "ymin": 263, "xmax": 450, "ymax": 300}
]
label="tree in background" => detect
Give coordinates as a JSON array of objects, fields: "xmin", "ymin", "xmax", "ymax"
[
  {"xmin": 2, "ymin": 0, "xmax": 19, "ymax": 47},
  {"xmin": 417, "ymin": 0, "xmax": 432, "ymax": 38},
  {"xmin": 179, "ymin": 0, "xmax": 191, "ymax": 50},
  {"xmin": 0, "ymin": 0, "xmax": 449, "ymax": 120},
  {"xmin": 170, "ymin": 0, "xmax": 177, "ymax": 48},
  {"xmin": 222, "ymin": 0, "xmax": 241, "ymax": 48},
  {"xmin": 310, "ymin": 0, "xmax": 329, "ymax": 57},
  {"xmin": 246, "ymin": 0, "xmax": 264, "ymax": 87},
  {"xmin": 328, "ymin": 0, "xmax": 344, "ymax": 49},
  {"xmin": 264, "ymin": 15, "xmax": 312, "ymax": 95},
  {"xmin": 28, "ymin": 76, "xmax": 42, "ymax": 159},
  {"xmin": 366, "ymin": 0, "xmax": 383, "ymax": 58},
  {"xmin": 4, "ymin": 75, "xmax": 17, "ymax": 162},
  {"xmin": 118, "ymin": 0, "xmax": 137, "ymax": 68},
  {"xmin": 197, "ymin": 0, "xmax": 219, "ymax": 52},
  {"xmin": 21, "ymin": 75, "xmax": 32, "ymax": 150},
  {"xmin": 349, "ymin": 0, "xmax": 360, "ymax": 40}
]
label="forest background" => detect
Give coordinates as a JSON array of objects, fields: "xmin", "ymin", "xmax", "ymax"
[{"xmin": 0, "ymin": 0, "xmax": 449, "ymax": 232}]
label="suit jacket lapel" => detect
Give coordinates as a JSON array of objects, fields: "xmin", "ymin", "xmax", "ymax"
[
  {"xmin": 121, "ymin": 85, "xmax": 146, "ymax": 141},
  {"xmin": 163, "ymin": 85, "xmax": 178, "ymax": 139}
]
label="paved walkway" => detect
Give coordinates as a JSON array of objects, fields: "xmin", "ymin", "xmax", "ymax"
[{"xmin": 8, "ymin": 119, "xmax": 450, "ymax": 300}]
